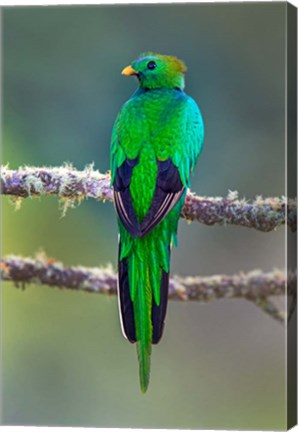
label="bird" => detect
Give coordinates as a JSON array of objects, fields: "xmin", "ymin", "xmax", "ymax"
[{"xmin": 110, "ymin": 52, "xmax": 204, "ymax": 393}]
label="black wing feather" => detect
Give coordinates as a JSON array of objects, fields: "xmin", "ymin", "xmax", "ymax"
[{"xmin": 113, "ymin": 157, "xmax": 141, "ymax": 237}]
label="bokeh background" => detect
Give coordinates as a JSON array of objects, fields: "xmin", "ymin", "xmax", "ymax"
[{"xmin": 2, "ymin": 3, "xmax": 288, "ymax": 429}]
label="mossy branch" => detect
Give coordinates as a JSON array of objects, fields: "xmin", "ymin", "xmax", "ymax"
[
  {"xmin": 2, "ymin": 254, "xmax": 295, "ymax": 324},
  {"xmin": 1, "ymin": 165, "xmax": 296, "ymax": 231}
]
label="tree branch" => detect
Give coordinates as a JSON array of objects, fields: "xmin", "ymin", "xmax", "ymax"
[
  {"xmin": 1, "ymin": 165, "xmax": 296, "ymax": 232},
  {"xmin": 2, "ymin": 254, "xmax": 294, "ymax": 324}
]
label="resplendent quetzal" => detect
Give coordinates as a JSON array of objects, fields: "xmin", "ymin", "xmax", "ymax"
[{"xmin": 110, "ymin": 52, "xmax": 204, "ymax": 392}]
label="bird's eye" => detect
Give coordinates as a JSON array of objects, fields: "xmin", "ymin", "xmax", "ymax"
[{"xmin": 147, "ymin": 61, "xmax": 157, "ymax": 70}]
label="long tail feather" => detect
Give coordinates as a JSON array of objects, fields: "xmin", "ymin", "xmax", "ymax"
[
  {"xmin": 118, "ymin": 234, "xmax": 171, "ymax": 392},
  {"xmin": 136, "ymin": 339, "xmax": 151, "ymax": 393},
  {"xmin": 134, "ymin": 262, "xmax": 152, "ymax": 393}
]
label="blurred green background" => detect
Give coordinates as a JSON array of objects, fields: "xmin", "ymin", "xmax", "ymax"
[{"xmin": 2, "ymin": 3, "xmax": 287, "ymax": 429}]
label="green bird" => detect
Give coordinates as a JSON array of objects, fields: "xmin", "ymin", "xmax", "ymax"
[{"xmin": 110, "ymin": 52, "xmax": 204, "ymax": 393}]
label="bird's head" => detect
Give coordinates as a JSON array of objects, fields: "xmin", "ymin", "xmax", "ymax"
[{"xmin": 121, "ymin": 52, "xmax": 187, "ymax": 90}]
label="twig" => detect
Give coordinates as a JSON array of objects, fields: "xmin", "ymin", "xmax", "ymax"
[
  {"xmin": 1, "ymin": 165, "xmax": 296, "ymax": 232},
  {"xmin": 1, "ymin": 254, "xmax": 294, "ymax": 324}
]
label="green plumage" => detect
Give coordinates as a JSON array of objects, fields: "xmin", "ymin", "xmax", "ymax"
[{"xmin": 110, "ymin": 52, "xmax": 204, "ymax": 392}]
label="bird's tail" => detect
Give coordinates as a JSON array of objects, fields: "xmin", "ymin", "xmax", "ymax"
[
  {"xmin": 134, "ymin": 259, "xmax": 152, "ymax": 393},
  {"xmin": 118, "ymin": 233, "xmax": 170, "ymax": 393}
]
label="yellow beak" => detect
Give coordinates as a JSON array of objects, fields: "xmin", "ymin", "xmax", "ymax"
[{"xmin": 121, "ymin": 65, "xmax": 137, "ymax": 76}]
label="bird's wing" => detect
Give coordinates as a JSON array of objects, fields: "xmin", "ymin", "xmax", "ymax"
[
  {"xmin": 113, "ymin": 156, "xmax": 142, "ymax": 237},
  {"xmin": 138, "ymin": 96, "xmax": 204, "ymax": 235},
  {"xmin": 111, "ymin": 109, "xmax": 143, "ymax": 237}
]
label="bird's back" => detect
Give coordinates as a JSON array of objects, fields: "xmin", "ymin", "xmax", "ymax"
[{"xmin": 117, "ymin": 88, "xmax": 197, "ymax": 220}]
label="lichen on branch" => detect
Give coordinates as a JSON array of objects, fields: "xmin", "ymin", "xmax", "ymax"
[
  {"xmin": 2, "ymin": 253, "xmax": 295, "ymax": 324},
  {"xmin": 1, "ymin": 164, "xmax": 296, "ymax": 231}
]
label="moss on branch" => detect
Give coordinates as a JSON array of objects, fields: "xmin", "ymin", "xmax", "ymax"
[{"xmin": 1, "ymin": 164, "xmax": 296, "ymax": 231}]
